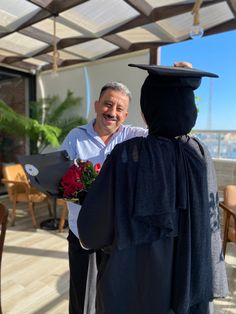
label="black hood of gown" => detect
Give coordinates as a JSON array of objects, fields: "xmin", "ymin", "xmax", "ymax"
[{"xmin": 140, "ymin": 74, "xmax": 198, "ymax": 138}]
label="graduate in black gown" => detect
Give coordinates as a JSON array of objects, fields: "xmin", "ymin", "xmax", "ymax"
[{"xmin": 78, "ymin": 65, "xmax": 220, "ymax": 314}]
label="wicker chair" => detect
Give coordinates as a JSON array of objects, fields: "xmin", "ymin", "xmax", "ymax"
[
  {"xmin": 57, "ymin": 199, "xmax": 68, "ymax": 232},
  {"xmin": 1, "ymin": 163, "xmax": 51, "ymax": 228},
  {"xmin": 219, "ymin": 185, "xmax": 236, "ymax": 256}
]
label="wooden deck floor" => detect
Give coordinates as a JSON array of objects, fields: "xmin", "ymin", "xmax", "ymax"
[
  {"xmin": 1, "ymin": 196, "xmax": 69, "ymax": 314},
  {"xmin": 0, "ymin": 195, "xmax": 236, "ymax": 314}
]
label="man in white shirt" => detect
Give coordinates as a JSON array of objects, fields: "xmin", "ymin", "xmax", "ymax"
[{"xmin": 61, "ymin": 81, "xmax": 147, "ymax": 314}]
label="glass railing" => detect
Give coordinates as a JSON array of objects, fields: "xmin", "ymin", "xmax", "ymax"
[{"xmin": 192, "ymin": 130, "xmax": 236, "ymax": 160}]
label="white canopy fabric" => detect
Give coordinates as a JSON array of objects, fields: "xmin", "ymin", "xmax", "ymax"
[{"xmin": 0, "ymin": 0, "xmax": 235, "ymax": 72}]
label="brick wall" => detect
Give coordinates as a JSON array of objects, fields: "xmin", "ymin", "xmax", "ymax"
[
  {"xmin": 0, "ymin": 77, "xmax": 28, "ymax": 193},
  {"xmin": 0, "ymin": 77, "xmax": 27, "ymax": 161}
]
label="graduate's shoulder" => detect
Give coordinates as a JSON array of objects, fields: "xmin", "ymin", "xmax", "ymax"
[
  {"xmin": 110, "ymin": 137, "xmax": 144, "ymax": 161},
  {"xmin": 115, "ymin": 136, "xmax": 144, "ymax": 150}
]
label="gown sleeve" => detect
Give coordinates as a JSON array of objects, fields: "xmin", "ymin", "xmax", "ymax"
[
  {"xmin": 77, "ymin": 153, "xmax": 115, "ymax": 250},
  {"xmin": 204, "ymin": 143, "xmax": 229, "ymax": 297},
  {"xmin": 191, "ymin": 137, "xmax": 229, "ymax": 298}
]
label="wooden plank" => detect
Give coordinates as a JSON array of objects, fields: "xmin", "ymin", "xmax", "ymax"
[{"xmin": 0, "ymin": 195, "xmax": 235, "ymax": 313}]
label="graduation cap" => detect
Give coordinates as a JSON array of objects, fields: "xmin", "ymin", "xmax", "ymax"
[
  {"xmin": 128, "ymin": 64, "xmax": 219, "ymax": 137},
  {"xmin": 18, "ymin": 150, "xmax": 73, "ymax": 197},
  {"xmin": 128, "ymin": 64, "xmax": 218, "ymax": 90}
]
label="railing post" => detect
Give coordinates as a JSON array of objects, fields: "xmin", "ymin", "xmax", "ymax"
[{"xmin": 217, "ymin": 132, "xmax": 221, "ymax": 159}]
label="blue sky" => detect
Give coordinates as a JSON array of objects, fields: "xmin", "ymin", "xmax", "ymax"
[{"xmin": 161, "ymin": 30, "xmax": 236, "ymax": 130}]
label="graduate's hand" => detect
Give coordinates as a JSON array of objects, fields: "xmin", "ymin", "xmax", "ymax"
[{"xmin": 174, "ymin": 61, "xmax": 192, "ymax": 68}]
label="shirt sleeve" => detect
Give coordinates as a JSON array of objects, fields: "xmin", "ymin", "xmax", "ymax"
[
  {"xmin": 60, "ymin": 128, "xmax": 78, "ymax": 159},
  {"xmin": 128, "ymin": 126, "xmax": 148, "ymax": 138}
]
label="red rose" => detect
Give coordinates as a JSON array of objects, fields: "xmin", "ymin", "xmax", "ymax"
[
  {"xmin": 94, "ymin": 163, "xmax": 101, "ymax": 173},
  {"xmin": 59, "ymin": 159, "xmax": 101, "ymax": 204}
]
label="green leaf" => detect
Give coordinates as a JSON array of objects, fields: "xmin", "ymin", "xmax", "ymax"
[
  {"xmin": 29, "ymin": 89, "xmax": 87, "ymax": 153},
  {"xmin": 0, "ymin": 99, "xmax": 61, "ymax": 153}
]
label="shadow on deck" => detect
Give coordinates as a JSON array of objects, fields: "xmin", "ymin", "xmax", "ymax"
[{"xmin": 0, "ymin": 195, "xmax": 235, "ymax": 313}]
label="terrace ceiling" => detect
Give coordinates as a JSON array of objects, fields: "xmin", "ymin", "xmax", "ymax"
[{"xmin": 0, "ymin": 0, "xmax": 236, "ymax": 73}]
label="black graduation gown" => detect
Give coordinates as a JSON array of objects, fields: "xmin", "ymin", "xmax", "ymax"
[{"xmin": 78, "ymin": 135, "xmax": 213, "ymax": 314}]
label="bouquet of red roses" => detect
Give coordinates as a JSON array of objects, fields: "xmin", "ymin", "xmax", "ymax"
[{"xmin": 59, "ymin": 159, "xmax": 101, "ymax": 204}]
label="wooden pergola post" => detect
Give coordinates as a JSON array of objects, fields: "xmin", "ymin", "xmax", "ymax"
[{"xmin": 149, "ymin": 47, "xmax": 161, "ymax": 65}]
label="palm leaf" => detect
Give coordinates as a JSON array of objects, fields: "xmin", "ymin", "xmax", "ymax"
[
  {"xmin": 47, "ymin": 90, "xmax": 83, "ymax": 124},
  {"xmin": 29, "ymin": 90, "xmax": 87, "ymax": 153},
  {"xmin": 31, "ymin": 90, "xmax": 84, "ymax": 126},
  {"xmin": 57, "ymin": 116, "xmax": 87, "ymax": 142},
  {"xmin": 0, "ymin": 100, "xmax": 61, "ymax": 150}
]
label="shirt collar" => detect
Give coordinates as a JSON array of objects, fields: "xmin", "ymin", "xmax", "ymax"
[{"xmin": 79, "ymin": 119, "xmax": 96, "ymax": 136}]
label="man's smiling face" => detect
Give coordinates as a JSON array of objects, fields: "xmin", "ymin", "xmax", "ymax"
[{"xmin": 94, "ymin": 88, "xmax": 129, "ymax": 137}]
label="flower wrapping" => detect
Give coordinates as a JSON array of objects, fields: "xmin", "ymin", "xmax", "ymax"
[{"xmin": 59, "ymin": 159, "xmax": 101, "ymax": 204}]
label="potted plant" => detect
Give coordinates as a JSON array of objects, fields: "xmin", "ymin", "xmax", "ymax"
[{"xmin": 29, "ymin": 89, "xmax": 87, "ymax": 154}]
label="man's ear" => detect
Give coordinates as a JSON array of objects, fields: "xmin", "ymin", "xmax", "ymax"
[{"xmin": 94, "ymin": 100, "xmax": 99, "ymax": 113}]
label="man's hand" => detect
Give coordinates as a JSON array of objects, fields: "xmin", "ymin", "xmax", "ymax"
[{"xmin": 174, "ymin": 61, "xmax": 192, "ymax": 68}]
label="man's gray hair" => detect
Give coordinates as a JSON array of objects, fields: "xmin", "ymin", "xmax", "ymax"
[{"xmin": 99, "ymin": 82, "xmax": 132, "ymax": 103}]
